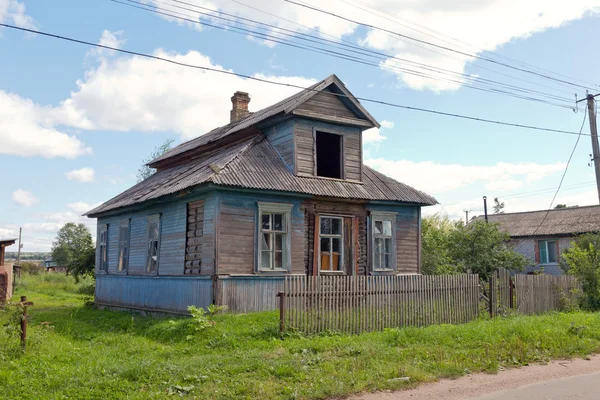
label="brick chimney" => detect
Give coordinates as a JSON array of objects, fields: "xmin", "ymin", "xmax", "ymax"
[{"xmin": 230, "ymin": 91, "xmax": 250, "ymax": 123}]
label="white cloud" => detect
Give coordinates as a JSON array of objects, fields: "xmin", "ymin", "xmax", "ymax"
[
  {"xmin": 143, "ymin": 0, "xmax": 599, "ymax": 91},
  {"xmin": 56, "ymin": 50, "xmax": 317, "ymax": 139},
  {"xmin": 363, "ymin": 119, "xmax": 395, "ymax": 144},
  {"xmin": 0, "ymin": 0, "xmax": 36, "ymax": 29},
  {"xmin": 99, "ymin": 29, "xmax": 125, "ymax": 49},
  {"xmin": 11, "ymin": 189, "xmax": 38, "ymax": 207},
  {"xmin": 65, "ymin": 167, "xmax": 95, "ymax": 183},
  {"xmin": 365, "ymin": 159, "xmax": 566, "ymax": 194},
  {"xmin": 0, "ymin": 91, "xmax": 92, "ymax": 158}
]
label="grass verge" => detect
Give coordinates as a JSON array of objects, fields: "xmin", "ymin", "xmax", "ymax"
[{"xmin": 1, "ymin": 273, "xmax": 599, "ymax": 399}]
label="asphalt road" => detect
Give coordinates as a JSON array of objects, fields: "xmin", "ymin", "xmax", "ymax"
[{"xmin": 473, "ymin": 371, "xmax": 600, "ymax": 400}]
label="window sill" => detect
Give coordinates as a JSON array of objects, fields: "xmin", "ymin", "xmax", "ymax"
[
  {"xmin": 319, "ymin": 270, "xmax": 346, "ymax": 275},
  {"xmin": 256, "ymin": 269, "xmax": 290, "ymax": 275}
]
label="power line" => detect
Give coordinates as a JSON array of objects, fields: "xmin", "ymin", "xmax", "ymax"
[
  {"xmin": 0, "ymin": 22, "xmax": 591, "ymax": 137},
  {"xmin": 341, "ymin": 0, "xmax": 599, "ymax": 90},
  {"xmin": 283, "ymin": 0, "xmax": 598, "ymax": 92},
  {"xmin": 113, "ymin": 0, "xmax": 576, "ymax": 108},
  {"xmin": 531, "ymin": 110, "xmax": 588, "ymax": 235}
]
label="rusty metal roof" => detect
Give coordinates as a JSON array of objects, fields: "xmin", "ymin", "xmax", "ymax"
[
  {"xmin": 148, "ymin": 74, "xmax": 378, "ymax": 167},
  {"xmin": 475, "ymin": 205, "xmax": 600, "ymax": 237},
  {"xmin": 87, "ymin": 137, "xmax": 437, "ymax": 217}
]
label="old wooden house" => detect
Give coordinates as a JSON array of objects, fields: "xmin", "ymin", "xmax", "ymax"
[{"xmin": 86, "ymin": 74, "xmax": 437, "ymax": 314}]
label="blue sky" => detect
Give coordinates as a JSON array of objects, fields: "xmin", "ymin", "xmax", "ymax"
[{"xmin": 1, "ymin": 0, "xmax": 599, "ymax": 251}]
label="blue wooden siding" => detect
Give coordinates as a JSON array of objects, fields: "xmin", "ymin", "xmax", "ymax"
[
  {"xmin": 217, "ymin": 191, "xmax": 305, "ymax": 275},
  {"xmin": 367, "ymin": 204, "xmax": 420, "ymax": 274},
  {"xmin": 200, "ymin": 192, "xmax": 217, "ymax": 275},
  {"xmin": 95, "ymin": 275, "xmax": 213, "ymax": 313},
  {"xmin": 97, "ymin": 201, "xmax": 187, "ymax": 276},
  {"xmin": 263, "ymin": 119, "xmax": 295, "ymax": 172}
]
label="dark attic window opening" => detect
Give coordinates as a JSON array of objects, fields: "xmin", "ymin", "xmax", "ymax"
[{"xmin": 316, "ymin": 131, "xmax": 342, "ymax": 179}]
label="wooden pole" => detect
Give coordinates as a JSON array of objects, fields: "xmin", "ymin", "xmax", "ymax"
[
  {"xmin": 488, "ymin": 278, "xmax": 494, "ymax": 318},
  {"xmin": 16, "ymin": 227, "xmax": 22, "ymax": 265},
  {"xmin": 586, "ymin": 94, "xmax": 600, "ymax": 203},
  {"xmin": 277, "ymin": 291, "xmax": 286, "ymax": 333},
  {"xmin": 20, "ymin": 295, "xmax": 33, "ymax": 350}
]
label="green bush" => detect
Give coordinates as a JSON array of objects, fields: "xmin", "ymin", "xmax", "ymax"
[
  {"xmin": 187, "ymin": 304, "xmax": 228, "ymax": 335},
  {"xmin": 562, "ymin": 234, "xmax": 600, "ymax": 310}
]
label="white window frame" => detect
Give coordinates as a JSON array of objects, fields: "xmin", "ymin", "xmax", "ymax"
[
  {"xmin": 257, "ymin": 202, "xmax": 293, "ymax": 273},
  {"xmin": 117, "ymin": 219, "xmax": 130, "ymax": 273},
  {"xmin": 98, "ymin": 224, "xmax": 108, "ymax": 273},
  {"xmin": 370, "ymin": 211, "xmax": 397, "ymax": 272},
  {"xmin": 318, "ymin": 215, "xmax": 345, "ymax": 274},
  {"xmin": 539, "ymin": 239, "xmax": 558, "ymax": 264},
  {"xmin": 146, "ymin": 214, "xmax": 161, "ymax": 273}
]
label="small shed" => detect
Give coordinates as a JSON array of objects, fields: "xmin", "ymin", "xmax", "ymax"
[{"xmin": 0, "ymin": 238, "xmax": 17, "ymax": 302}]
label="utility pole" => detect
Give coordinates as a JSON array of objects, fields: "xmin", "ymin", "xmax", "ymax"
[
  {"xmin": 464, "ymin": 210, "xmax": 469, "ymax": 224},
  {"xmin": 16, "ymin": 227, "xmax": 22, "ymax": 265},
  {"xmin": 483, "ymin": 196, "xmax": 488, "ymax": 223},
  {"xmin": 586, "ymin": 94, "xmax": 600, "ymax": 203}
]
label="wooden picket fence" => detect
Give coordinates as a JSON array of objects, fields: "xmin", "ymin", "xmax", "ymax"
[
  {"xmin": 514, "ymin": 274, "xmax": 581, "ymax": 315},
  {"xmin": 280, "ymin": 274, "xmax": 480, "ymax": 334}
]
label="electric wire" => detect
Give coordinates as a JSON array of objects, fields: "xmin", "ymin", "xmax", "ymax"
[
  {"xmin": 283, "ymin": 0, "xmax": 598, "ymax": 92},
  {"xmin": 0, "ymin": 22, "xmax": 591, "ymax": 137},
  {"xmin": 530, "ymin": 109, "xmax": 588, "ymax": 235},
  {"xmin": 113, "ymin": 0, "xmax": 577, "ymax": 109}
]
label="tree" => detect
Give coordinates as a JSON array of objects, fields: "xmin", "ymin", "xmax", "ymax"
[
  {"xmin": 51, "ymin": 223, "xmax": 95, "ymax": 281},
  {"xmin": 421, "ymin": 214, "xmax": 459, "ymax": 275},
  {"xmin": 554, "ymin": 204, "xmax": 578, "ymax": 209},
  {"xmin": 447, "ymin": 220, "xmax": 528, "ymax": 280},
  {"xmin": 493, "ymin": 197, "xmax": 505, "ymax": 214},
  {"xmin": 420, "ymin": 217, "xmax": 528, "ymax": 280},
  {"xmin": 136, "ymin": 138, "xmax": 175, "ymax": 182},
  {"xmin": 562, "ymin": 234, "xmax": 600, "ymax": 310}
]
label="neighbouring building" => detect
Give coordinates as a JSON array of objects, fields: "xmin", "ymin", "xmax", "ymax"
[
  {"xmin": 85, "ymin": 74, "xmax": 437, "ymax": 314},
  {"xmin": 43, "ymin": 257, "xmax": 66, "ymax": 273},
  {"xmin": 0, "ymin": 238, "xmax": 17, "ymax": 302},
  {"xmin": 480, "ymin": 205, "xmax": 600, "ymax": 275}
]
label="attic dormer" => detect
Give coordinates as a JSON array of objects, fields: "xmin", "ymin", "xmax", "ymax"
[{"xmin": 261, "ymin": 75, "xmax": 379, "ymax": 182}]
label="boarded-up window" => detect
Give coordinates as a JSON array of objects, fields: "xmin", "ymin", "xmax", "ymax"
[
  {"xmin": 98, "ymin": 224, "xmax": 108, "ymax": 272},
  {"xmin": 185, "ymin": 201, "xmax": 204, "ymax": 274},
  {"xmin": 146, "ymin": 215, "xmax": 161, "ymax": 273},
  {"xmin": 118, "ymin": 220, "xmax": 130, "ymax": 272}
]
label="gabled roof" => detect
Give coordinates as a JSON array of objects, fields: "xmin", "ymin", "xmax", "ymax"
[
  {"xmin": 475, "ymin": 205, "xmax": 600, "ymax": 237},
  {"xmin": 86, "ymin": 137, "xmax": 437, "ymax": 217},
  {"xmin": 148, "ymin": 74, "xmax": 379, "ymax": 167}
]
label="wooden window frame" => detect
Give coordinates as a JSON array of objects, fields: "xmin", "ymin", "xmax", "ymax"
[
  {"xmin": 256, "ymin": 202, "xmax": 293, "ymax": 273},
  {"xmin": 318, "ymin": 215, "xmax": 345, "ymax": 274},
  {"xmin": 97, "ymin": 224, "xmax": 108, "ymax": 274},
  {"xmin": 145, "ymin": 214, "xmax": 162, "ymax": 274},
  {"xmin": 370, "ymin": 211, "xmax": 397, "ymax": 273},
  {"xmin": 117, "ymin": 219, "xmax": 131, "ymax": 273},
  {"xmin": 538, "ymin": 239, "xmax": 558, "ymax": 265},
  {"xmin": 312, "ymin": 127, "xmax": 345, "ymax": 180}
]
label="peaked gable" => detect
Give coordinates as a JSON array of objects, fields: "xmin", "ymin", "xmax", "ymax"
[{"xmin": 149, "ymin": 74, "xmax": 378, "ymax": 168}]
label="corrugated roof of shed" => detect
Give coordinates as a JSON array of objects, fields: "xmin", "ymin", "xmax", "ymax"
[{"xmin": 474, "ymin": 205, "xmax": 600, "ymax": 237}]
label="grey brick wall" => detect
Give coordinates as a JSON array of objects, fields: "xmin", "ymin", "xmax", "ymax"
[{"xmin": 508, "ymin": 237, "xmax": 573, "ymax": 275}]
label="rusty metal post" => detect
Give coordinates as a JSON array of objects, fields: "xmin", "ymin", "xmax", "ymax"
[{"xmin": 277, "ymin": 291, "xmax": 286, "ymax": 333}]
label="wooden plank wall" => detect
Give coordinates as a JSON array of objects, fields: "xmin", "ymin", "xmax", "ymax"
[
  {"xmin": 515, "ymin": 274, "xmax": 581, "ymax": 315},
  {"xmin": 185, "ymin": 200, "xmax": 204, "ymax": 274},
  {"xmin": 283, "ymin": 274, "xmax": 480, "ymax": 334},
  {"xmin": 263, "ymin": 119, "xmax": 295, "ymax": 171},
  {"xmin": 296, "ymin": 89, "xmax": 358, "ymax": 119},
  {"xmin": 97, "ymin": 201, "xmax": 187, "ymax": 275},
  {"xmin": 215, "ymin": 276, "xmax": 286, "ymax": 313},
  {"xmin": 217, "ymin": 192, "xmax": 305, "ymax": 275},
  {"xmin": 294, "ymin": 118, "xmax": 362, "ymax": 181}
]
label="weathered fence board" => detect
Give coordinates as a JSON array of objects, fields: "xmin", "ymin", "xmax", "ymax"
[
  {"xmin": 282, "ymin": 274, "xmax": 480, "ymax": 334},
  {"xmin": 514, "ymin": 274, "xmax": 581, "ymax": 315}
]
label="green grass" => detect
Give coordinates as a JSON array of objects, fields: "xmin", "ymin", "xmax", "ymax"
[{"xmin": 1, "ymin": 274, "xmax": 600, "ymax": 399}]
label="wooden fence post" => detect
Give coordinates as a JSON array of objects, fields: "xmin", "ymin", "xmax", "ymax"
[
  {"xmin": 20, "ymin": 295, "xmax": 33, "ymax": 350},
  {"xmin": 509, "ymin": 277, "xmax": 514, "ymax": 309},
  {"xmin": 277, "ymin": 291, "xmax": 286, "ymax": 333},
  {"xmin": 488, "ymin": 278, "xmax": 494, "ymax": 318}
]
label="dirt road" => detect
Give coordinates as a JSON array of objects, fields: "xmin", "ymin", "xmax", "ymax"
[{"xmin": 353, "ymin": 355, "xmax": 600, "ymax": 400}]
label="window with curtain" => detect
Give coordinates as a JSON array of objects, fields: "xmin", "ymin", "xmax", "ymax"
[
  {"xmin": 118, "ymin": 220, "xmax": 130, "ymax": 272},
  {"xmin": 539, "ymin": 240, "xmax": 557, "ymax": 264},
  {"xmin": 146, "ymin": 215, "xmax": 161, "ymax": 273},
  {"xmin": 98, "ymin": 225, "xmax": 108, "ymax": 272}
]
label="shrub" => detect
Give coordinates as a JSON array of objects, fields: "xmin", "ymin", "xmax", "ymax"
[
  {"xmin": 187, "ymin": 304, "xmax": 228, "ymax": 334},
  {"xmin": 19, "ymin": 262, "xmax": 44, "ymax": 275},
  {"xmin": 562, "ymin": 234, "xmax": 600, "ymax": 310}
]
